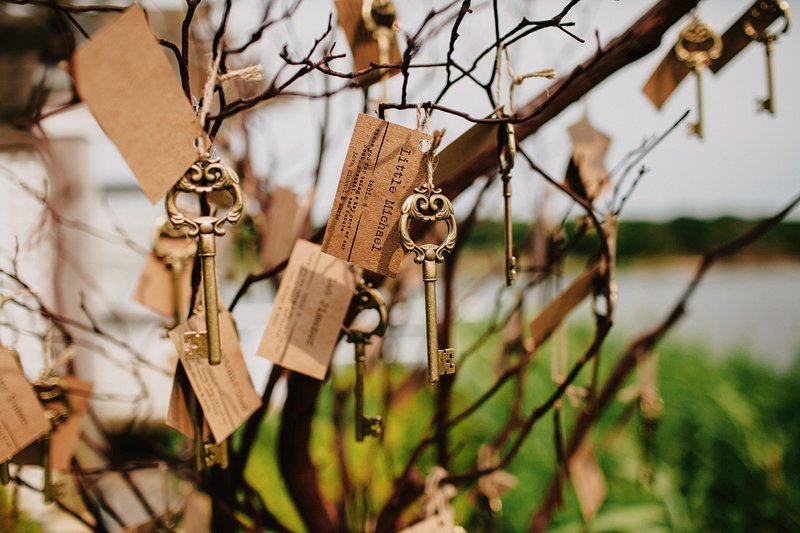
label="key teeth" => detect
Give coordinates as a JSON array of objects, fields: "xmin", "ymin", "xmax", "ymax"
[
  {"xmin": 438, "ymin": 348, "xmax": 456, "ymax": 376},
  {"xmin": 203, "ymin": 442, "xmax": 229, "ymax": 469},
  {"xmin": 184, "ymin": 330, "xmax": 209, "ymax": 360}
]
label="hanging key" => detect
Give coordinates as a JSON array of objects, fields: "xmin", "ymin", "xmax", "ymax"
[
  {"xmin": 344, "ymin": 280, "xmax": 388, "ymax": 441},
  {"xmin": 152, "ymin": 218, "xmax": 198, "ymax": 329},
  {"xmin": 33, "ymin": 376, "xmax": 71, "ymax": 503},
  {"xmin": 166, "ymin": 158, "xmax": 243, "ymax": 365},
  {"xmin": 744, "ymin": 1, "xmax": 790, "ymax": 114},
  {"xmin": 497, "ymin": 121, "xmax": 517, "ymax": 286},
  {"xmin": 400, "ymin": 173, "xmax": 458, "ymax": 384},
  {"xmin": 189, "ymin": 397, "xmax": 228, "ymax": 471},
  {"xmin": 0, "ymin": 461, "xmax": 9, "ymax": 485},
  {"xmin": 674, "ymin": 18, "xmax": 722, "ymax": 138},
  {"xmin": 362, "ymin": 0, "xmax": 396, "ymax": 101}
]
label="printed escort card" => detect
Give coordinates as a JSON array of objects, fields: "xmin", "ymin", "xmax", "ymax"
[
  {"xmin": 322, "ymin": 114, "xmax": 430, "ymax": 277},
  {"xmin": 258, "ymin": 240, "xmax": 355, "ymax": 380},
  {"xmin": 72, "ymin": 5, "xmax": 206, "ymax": 203},
  {"xmin": 0, "ymin": 347, "xmax": 51, "ymax": 462},
  {"xmin": 168, "ymin": 311, "xmax": 261, "ymax": 442}
]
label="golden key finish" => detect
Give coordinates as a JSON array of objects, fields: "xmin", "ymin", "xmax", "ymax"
[
  {"xmin": 400, "ymin": 179, "xmax": 457, "ymax": 384},
  {"xmin": 33, "ymin": 377, "xmax": 71, "ymax": 503},
  {"xmin": 190, "ymin": 399, "xmax": 228, "ymax": 471},
  {"xmin": 674, "ymin": 18, "xmax": 723, "ymax": 138},
  {"xmin": 362, "ymin": 0, "xmax": 396, "ymax": 66},
  {"xmin": 498, "ymin": 122, "xmax": 517, "ymax": 286},
  {"xmin": 166, "ymin": 158, "xmax": 243, "ymax": 365},
  {"xmin": 152, "ymin": 218, "xmax": 197, "ymax": 329},
  {"xmin": 744, "ymin": 1, "xmax": 791, "ymax": 114},
  {"xmin": 344, "ymin": 281, "xmax": 388, "ymax": 441}
]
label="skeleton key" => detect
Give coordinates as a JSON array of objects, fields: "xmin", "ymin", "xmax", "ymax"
[
  {"xmin": 497, "ymin": 122, "xmax": 517, "ymax": 286},
  {"xmin": 190, "ymin": 399, "xmax": 228, "ymax": 470},
  {"xmin": 362, "ymin": 0, "xmax": 396, "ymax": 66},
  {"xmin": 345, "ymin": 281, "xmax": 388, "ymax": 441},
  {"xmin": 744, "ymin": 1, "xmax": 791, "ymax": 114},
  {"xmin": 400, "ymin": 183, "xmax": 458, "ymax": 384},
  {"xmin": 165, "ymin": 158, "xmax": 243, "ymax": 365},
  {"xmin": 674, "ymin": 19, "xmax": 723, "ymax": 138},
  {"xmin": 152, "ymin": 218, "xmax": 197, "ymax": 329},
  {"xmin": 33, "ymin": 377, "xmax": 71, "ymax": 503}
]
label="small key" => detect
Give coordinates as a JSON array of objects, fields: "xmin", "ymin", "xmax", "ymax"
[
  {"xmin": 674, "ymin": 18, "xmax": 722, "ymax": 139},
  {"xmin": 166, "ymin": 158, "xmax": 243, "ymax": 365},
  {"xmin": 33, "ymin": 377, "xmax": 71, "ymax": 504},
  {"xmin": 345, "ymin": 281, "xmax": 387, "ymax": 441},
  {"xmin": 362, "ymin": 0, "xmax": 396, "ymax": 101},
  {"xmin": 153, "ymin": 218, "xmax": 197, "ymax": 328},
  {"xmin": 400, "ymin": 183, "xmax": 458, "ymax": 384},
  {"xmin": 497, "ymin": 122, "xmax": 517, "ymax": 286},
  {"xmin": 744, "ymin": 2, "xmax": 790, "ymax": 115}
]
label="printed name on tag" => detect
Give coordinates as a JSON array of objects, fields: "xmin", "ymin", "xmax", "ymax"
[
  {"xmin": 322, "ymin": 114, "xmax": 429, "ymax": 277},
  {"xmin": 258, "ymin": 240, "xmax": 355, "ymax": 380}
]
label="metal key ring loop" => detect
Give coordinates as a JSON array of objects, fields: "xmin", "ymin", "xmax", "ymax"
[
  {"xmin": 346, "ymin": 281, "xmax": 388, "ymax": 340},
  {"xmin": 399, "ymin": 190, "xmax": 458, "ymax": 264},
  {"xmin": 674, "ymin": 19, "xmax": 723, "ymax": 67},
  {"xmin": 744, "ymin": 0, "xmax": 791, "ymax": 42}
]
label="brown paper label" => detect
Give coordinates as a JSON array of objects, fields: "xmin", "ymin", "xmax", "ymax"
[
  {"xmin": 642, "ymin": 50, "xmax": 690, "ymax": 110},
  {"xmin": 0, "ymin": 347, "xmax": 51, "ymax": 462},
  {"xmin": 165, "ymin": 362, "xmax": 196, "ymax": 438},
  {"xmin": 335, "ymin": 0, "xmax": 401, "ymax": 86},
  {"xmin": 399, "ymin": 513, "xmax": 456, "ymax": 533},
  {"xmin": 259, "ymin": 187, "xmax": 305, "ymax": 269},
  {"xmin": 72, "ymin": 5, "xmax": 206, "ymax": 203},
  {"xmin": 322, "ymin": 114, "xmax": 429, "ymax": 277},
  {"xmin": 529, "ymin": 265, "xmax": 599, "ymax": 349},
  {"xmin": 569, "ymin": 437, "xmax": 607, "ymax": 522},
  {"xmin": 168, "ymin": 311, "xmax": 261, "ymax": 442},
  {"xmin": 565, "ymin": 117, "xmax": 611, "ymax": 202},
  {"xmin": 434, "ymin": 123, "xmax": 496, "ymax": 187},
  {"xmin": 258, "ymin": 240, "xmax": 355, "ymax": 380},
  {"xmin": 182, "ymin": 491, "xmax": 212, "ymax": 533},
  {"xmin": 132, "ymin": 239, "xmax": 195, "ymax": 318}
]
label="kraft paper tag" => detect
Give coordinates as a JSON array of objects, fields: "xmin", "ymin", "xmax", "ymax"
[
  {"xmin": 168, "ymin": 311, "xmax": 261, "ymax": 442},
  {"xmin": 335, "ymin": 0, "xmax": 401, "ymax": 86},
  {"xmin": 14, "ymin": 376, "xmax": 92, "ymax": 470},
  {"xmin": 322, "ymin": 114, "xmax": 430, "ymax": 277},
  {"xmin": 569, "ymin": 437, "xmax": 607, "ymax": 522},
  {"xmin": 711, "ymin": 2, "xmax": 783, "ymax": 74},
  {"xmin": 565, "ymin": 117, "xmax": 611, "ymax": 203},
  {"xmin": 529, "ymin": 264, "xmax": 599, "ymax": 349},
  {"xmin": 165, "ymin": 362, "xmax": 196, "ymax": 438},
  {"xmin": 642, "ymin": 49, "xmax": 690, "ymax": 110},
  {"xmin": 72, "ymin": 5, "xmax": 206, "ymax": 203},
  {"xmin": 182, "ymin": 491, "xmax": 212, "ymax": 533},
  {"xmin": 0, "ymin": 347, "xmax": 51, "ymax": 462},
  {"xmin": 258, "ymin": 240, "xmax": 355, "ymax": 380},
  {"xmin": 260, "ymin": 187, "xmax": 306, "ymax": 269},
  {"xmin": 434, "ymin": 123, "xmax": 496, "ymax": 187},
  {"xmin": 132, "ymin": 238, "xmax": 195, "ymax": 318}
]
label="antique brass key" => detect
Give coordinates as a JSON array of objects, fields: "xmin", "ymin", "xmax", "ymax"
[
  {"xmin": 166, "ymin": 158, "xmax": 243, "ymax": 365},
  {"xmin": 152, "ymin": 218, "xmax": 197, "ymax": 329},
  {"xmin": 344, "ymin": 281, "xmax": 388, "ymax": 441},
  {"xmin": 190, "ymin": 399, "xmax": 228, "ymax": 471},
  {"xmin": 400, "ymin": 164, "xmax": 458, "ymax": 384},
  {"xmin": 744, "ymin": 1, "xmax": 790, "ymax": 114},
  {"xmin": 497, "ymin": 122, "xmax": 517, "ymax": 286},
  {"xmin": 362, "ymin": 0, "xmax": 396, "ymax": 66},
  {"xmin": 674, "ymin": 18, "xmax": 722, "ymax": 138},
  {"xmin": 33, "ymin": 377, "xmax": 71, "ymax": 503}
]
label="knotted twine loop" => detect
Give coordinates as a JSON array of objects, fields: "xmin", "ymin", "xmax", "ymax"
[
  {"xmin": 416, "ymin": 102, "xmax": 445, "ymax": 192},
  {"xmin": 421, "ymin": 466, "xmax": 458, "ymax": 520},
  {"xmin": 494, "ymin": 43, "xmax": 555, "ymax": 116},
  {"xmin": 195, "ymin": 48, "xmax": 264, "ymax": 158}
]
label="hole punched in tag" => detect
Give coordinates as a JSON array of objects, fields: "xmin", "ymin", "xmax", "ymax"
[
  {"xmin": 344, "ymin": 280, "xmax": 388, "ymax": 441},
  {"xmin": 673, "ymin": 17, "xmax": 723, "ymax": 138},
  {"xmin": 165, "ymin": 157, "xmax": 243, "ymax": 366}
]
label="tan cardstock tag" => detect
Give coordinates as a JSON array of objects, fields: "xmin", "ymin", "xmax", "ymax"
[
  {"xmin": 165, "ymin": 362, "xmax": 195, "ymax": 438},
  {"xmin": 14, "ymin": 376, "xmax": 92, "ymax": 470},
  {"xmin": 335, "ymin": 0, "xmax": 401, "ymax": 86},
  {"xmin": 322, "ymin": 114, "xmax": 429, "ymax": 277},
  {"xmin": 642, "ymin": 49, "xmax": 690, "ymax": 110},
  {"xmin": 168, "ymin": 311, "xmax": 261, "ymax": 442},
  {"xmin": 72, "ymin": 5, "xmax": 206, "ymax": 203},
  {"xmin": 569, "ymin": 436, "xmax": 607, "ymax": 522},
  {"xmin": 565, "ymin": 117, "xmax": 611, "ymax": 203},
  {"xmin": 259, "ymin": 187, "xmax": 305, "ymax": 270},
  {"xmin": 132, "ymin": 239, "xmax": 195, "ymax": 319},
  {"xmin": 0, "ymin": 347, "xmax": 51, "ymax": 462},
  {"xmin": 258, "ymin": 240, "xmax": 355, "ymax": 380}
]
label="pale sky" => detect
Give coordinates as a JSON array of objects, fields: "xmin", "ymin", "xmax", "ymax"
[{"xmin": 45, "ymin": 0, "xmax": 800, "ymax": 222}]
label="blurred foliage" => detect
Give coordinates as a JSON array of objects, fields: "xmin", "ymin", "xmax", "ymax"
[
  {"xmin": 242, "ymin": 322, "xmax": 800, "ymax": 532},
  {"xmin": 0, "ymin": 487, "xmax": 41, "ymax": 533},
  {"xmin": 464, "ymin": 218, "xmax": 800, "ymax": 259}
]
